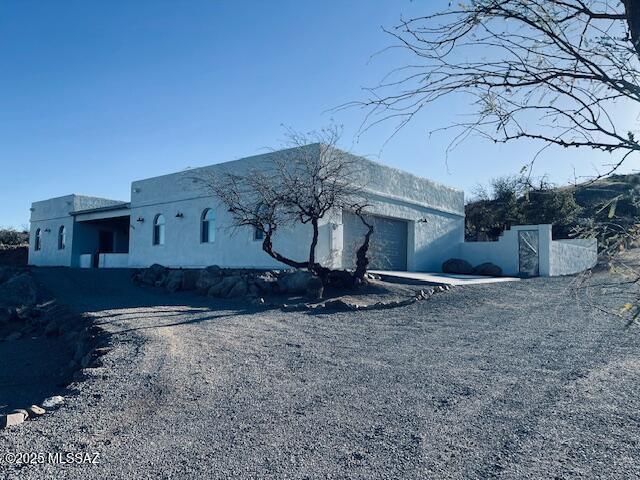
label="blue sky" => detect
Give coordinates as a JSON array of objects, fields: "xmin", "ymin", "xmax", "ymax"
[{"xmin": 1, "ymin": 0, "xmax": 638, "ymax": 229}]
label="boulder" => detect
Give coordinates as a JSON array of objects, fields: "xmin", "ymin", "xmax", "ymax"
[
  {"xmin": 2, "ymin": 412, "xmax": 25, "ymax": 428},
  {"xmin": 277, "ymin": 270, "xmax": 315, "ymax": 294},
  {"xmin": 165, "ymin": 270, "xmax": 184, "ymax": 293},
  {"xmin": 27, "ymin": 405, "xmax": 45, "ymax": 417},
  {"xmin": 324, "ymin": 299, "xmax": 352, "ymax": 310},
  {"xmin": 208, "ymin": 276, "xmax": 240, "ymax": 297},
  {"xmin": 138, "ymin": 263, "xmax": 167, "ymax": 286},
  {"xmin": 254, "ymin": 272, "xmax": 277, "ymax": 293},
  {"xmin": 473, "ymin": 262, "xmax": 503, "ymax": 277},
  {"xmin": 0, "ymin": 273, "xmax": 37, "ymax": 308},
  {"xmin": 226, "ymin": 279, "xmax": 248, "ymax": 298},
  {"xmin": 197, "ymin": 267, "xmax": 224, "ymax": 293},
  {"xmin": 148, "ymin": 263, "xmax": 167, "ymax": 277},
  {"xmin": 42, "ymin": 395, "xmax": 64, "ymax": 408},
  {"xmin": 181, "ymin": 270, "xmax": 200, "ymax": 291},
  {"xmin": 140, "ymin": 269, "xmax": 158, "ymax": 286},
  {"xmin": 11, "ymin": 409, "xmax": 29, "ymax": 420},
  {"xmin": 442, "ymin": 258, "xmax": 474, "ymax": 275},
  {"xmin": 247, "ymin": 283, "xmax": 261, "ymax": 297}
]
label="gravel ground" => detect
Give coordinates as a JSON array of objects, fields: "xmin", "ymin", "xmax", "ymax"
[{"xmin": 1, "ymin": 268, "xmax": 639, "ymax": 479}]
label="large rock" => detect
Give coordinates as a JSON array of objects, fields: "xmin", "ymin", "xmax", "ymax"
[
  {"xmin": 277, "ymin": 271, "xmax": 315, "ymax": 294},
  {"xmin": 2, "ymin": 412, "xmax": 26, "ymax": 428},
  {"xmin": 473, "ymin": 262, "xmax": 503, "ymax": 277},
  {"xmin": 181, "ymin": 270, "xmax": 200, "ymax": 291},
  {"xmin": 442, "ymin": 258, "xmax": 474, "ymax": 275},
  {"xmin": 140, "ymin": 264, "xmax": 165, "ymax": 286},
  {"xmin": 148, "ymin": 263, "xmax": 167, "ymax": 277},
  {"xmin": 165, "ymin": 270, "xmax": 184, "ymax": 293},
  {"xmin": 208, "ymin": 275, "xmax": 240, "ymax": 297},
  {"xmin": 254, "ymin": 272, "xmax": 277, "ymax": 293},
  {"xmin": 226, "ymin": 279, "xmax": 248, "ymax": 298},
  {"xmin": 0, "ymin": 273, "xmax": 37, "ymax": 308},
  {"xmin": 42, "ymin": 395, "xmax": 64, "ymax": 408},
  {"xmin": 27, "ymin": 405, "xmax": 45, "ymax": 417},
  {"xmin": 197, "ymin": 267, "xmax": 224, "ymax": 293}
]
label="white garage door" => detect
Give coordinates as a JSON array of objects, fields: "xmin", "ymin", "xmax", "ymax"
[{"xmin": 342, "ymin": 212, "xmax": 408, "ymax": 271}]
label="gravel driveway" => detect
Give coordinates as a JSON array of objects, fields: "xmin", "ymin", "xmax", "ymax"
[{"xmin": 1, "ymin": 268, "xmax": 639, "ymax": 479}]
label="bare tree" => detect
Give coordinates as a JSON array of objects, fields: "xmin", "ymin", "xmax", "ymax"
[
  {"xmin": 353, "ymin": 0, "xmax": 640, "ymax": 177},
  {"xmin": 197, "ymin": 127, "xmax": 374, "ymax": 287}
]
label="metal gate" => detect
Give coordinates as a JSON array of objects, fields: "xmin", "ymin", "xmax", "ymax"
[
  {"xmin": 518, "ymin": 230, "xmax": 539, "ymax": 277},
  {"xmin": 342, "ymin": 212, "xmax": 408, "ymax": 271}
]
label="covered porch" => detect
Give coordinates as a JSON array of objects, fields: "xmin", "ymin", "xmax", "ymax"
[{"xmin": 71, "ymin": 203, "xmax": 131, "ymax": 268}]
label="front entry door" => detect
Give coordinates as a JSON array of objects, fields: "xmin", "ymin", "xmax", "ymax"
[
  {"xmin": 98, "ymin": 230, "xmax": 114, "ymax": 253},
  {"xmin": 518, "ymin": 230, "xmax": 539, "ymax": 277}
]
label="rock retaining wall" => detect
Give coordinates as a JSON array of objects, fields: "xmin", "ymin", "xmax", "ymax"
[
  {"xmin": 133, "ymin": 264, "xmax": 326, "ymax": 300},
  {"xmin": 132, "ymin": 264, "xmax": 452, "ymax": 311}
]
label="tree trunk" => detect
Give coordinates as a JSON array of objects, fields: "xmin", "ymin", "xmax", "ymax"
[
  {"xmin": 352, "ymin": 215, "xmax": 374, "ymax": 283},
  {"xmin": 309, "ymin": 218, "xmax": 319, "ymax": 266},
  {"xmin": 261, "ymin": 233, "xmax": 308, "ymax": 269},
  {"xmin": 624, "ymin": 0, "xmax": 640, "ymax": 58}
]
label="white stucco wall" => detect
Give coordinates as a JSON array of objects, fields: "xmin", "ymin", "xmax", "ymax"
[
  {"xmin": 457, "ymin": 225, "xmax": 553, "ymax": 276},
  {"xmin": 339, "ymin": 150, "xmax": 464, "ymax": 271},
  {"xmin": 126, "ymin": 145, "xmax": 464, "ymax": 270},
  {"xmin": 98, "ymin": 253, "xmax": 130, "ymax": 268},
  {"xmin": 457, "ymin": 224, "xmax": 596, "ymax": 277},
  {"xmin": 29, "ymin": 195, "xmax": 127, "ymax": 267},
  {"xmin": 28, "ymin": 195, "xmax": 76, "ymax": 267},
  {"xmin": 549, "ymin": 239, "xmax": 597, "ymax": 276},
  {"xmin": 337, "ymin": 195, "xmax": 463, "ymax": 272},
  {"xmin": 29, "ymin": 145, "xmax": 465, "ymax": 271},
  {"xmin": 126, "ymin": 149, "xmax": 337, "ymax": 268}
]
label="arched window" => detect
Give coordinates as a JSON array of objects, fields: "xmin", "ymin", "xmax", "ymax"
[
  {"xmin": 201, "ymin": 209, "xmax": 215, "ymax": 243},
  {"xmin": 58, "ymin": 226, "xmax": 66, "ymax": 250},
  {"xmin": 34, "ymin": 228, "xmax": 42, "ymax": 251},
  {"xmin": 153, "ymin": 214, "xmax": 165, "ymax": 246}
]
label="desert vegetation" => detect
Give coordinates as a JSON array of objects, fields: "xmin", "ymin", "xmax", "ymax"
[{"xmin": 0, "ymin": 228, "xmax": 29, "ymax": 266}]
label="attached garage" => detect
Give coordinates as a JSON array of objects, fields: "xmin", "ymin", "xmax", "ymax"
[{"xmin": 342, "ymin": 211, "xmax": 408, "ymax": 271}]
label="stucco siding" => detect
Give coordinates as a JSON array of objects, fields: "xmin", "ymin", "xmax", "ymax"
[
  {"xmin": 29, "ymin": 145, "xmax": 468, "ymax": 271},
  {"xmin": 127, "ymin": 196, "xmax": 330, "ymax": 269},
  {"xmin": 342, "ymin": 151, "xmax": 464, "ymax": 216},
  {"xmin": 29, "ymin": 194, "xmax": 127, "ymax": 267},
  {"xmin": 355, "ymin": 197, "xmax": 464, "ymax": 272},
  {"xmin": 549, "ymin": 239, "xmax": 597, "ymax": 276},
  {"xmin": 125, "ymin": 145, "xmax": 464, "ymax": 270},
  {"xmin": 28, "ymin": 195, "xmax": 76, "ymax": 267}
]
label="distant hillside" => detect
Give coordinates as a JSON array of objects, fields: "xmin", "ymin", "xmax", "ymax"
[{"xmin": 465, "ymin": 173, "xmax": 640, "ymax": 242}]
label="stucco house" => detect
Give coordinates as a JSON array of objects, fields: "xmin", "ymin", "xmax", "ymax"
[
  {"xmin": 28, "ymin": 145, "xmax": 465, "ymax": 272},
  {"xmin": 28, "ymin": 145, "xmax": 597, "ymax": 276}
]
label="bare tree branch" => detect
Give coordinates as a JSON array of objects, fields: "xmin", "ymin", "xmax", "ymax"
[
  {"xmin": 194, "ymin": 127, "xmax": 376, "ymax": 286},
  {"xmin": 345, "ymin": 0, "xmax": 640, "ymax": 179}
]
